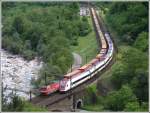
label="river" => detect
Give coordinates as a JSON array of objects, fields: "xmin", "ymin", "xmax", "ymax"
[{"xmin": 1, "ymin": 49, "xmax": 43, "ymax": 101}]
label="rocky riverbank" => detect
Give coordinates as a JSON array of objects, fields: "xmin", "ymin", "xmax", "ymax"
[{"xmin": 1, "ymin": 49, "xmax": 43, "ymax": 100}]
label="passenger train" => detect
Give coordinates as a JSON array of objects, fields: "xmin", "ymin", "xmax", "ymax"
[{"xmin": 39, "ymin": 7, "xmax": 114, "ymax": 95}]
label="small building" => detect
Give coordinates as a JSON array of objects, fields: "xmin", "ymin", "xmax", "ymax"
[{"xmin": 79, "ymin": 7, "xmax": 90, "ymax": 16}]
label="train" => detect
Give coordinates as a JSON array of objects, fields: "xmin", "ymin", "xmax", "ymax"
[
  {"xmin": 39, "ymin": 7, "xmax": 114, "ymax": 95},
  {"xmin": 39, "ymin": 82, "xmax": 59, "ymax": 95}
]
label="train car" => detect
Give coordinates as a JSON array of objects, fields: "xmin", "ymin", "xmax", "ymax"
[
  {"xmin": 101, "ymin": 40, "xmax": 107, "ymax": 49},
  {"xmin": 59, "ymin": 78, "xmax": 70, "ymax": 92},
  {"xmin": 60, "ymin": 63, "xmax": 93, "ymax": 92},
  {"xmin": 39, "ymin": 82, "xmax": 59, "ymax": 95},
  {"xmin": 92, "ymin": 8, "xmax": 107, "ymax": 49},
  {"xmin": 70, "ymin": 55, "xmax": 109, "ymax": 89},
  {"xmin": 64, "ymin": 69, "xmax": 81, "ymax": 78},
  {"xmin": 96, "ymin": 53, "xmax": 103, "ymax": 59},
  {"xmin": 100, "ymin": 48, "xmax": 107, "ymax": 54},
  {"xmin": 96, "ymin": 54, "xmax": 106, "ymax": 62},
  {"xmin": 96, "ymin": 48, "xmax": 107, "ymax": 61},
  {"xmin": 78, "ymin": 63, "xmax": 92, "ymax": 71},
  {"xmin": 60, "ymin": 55, "xmax": 108, "ymax": 92},
  {"xmin": 89, "ymin": 58, "xmax": 99, "ymax": 65},
  {"xmin": 105, "ymin": 33, "xmax": 113, "ymax": 43},
  {"xmin": 105, "ymin": 33, "xmax": 114, "ymax": 57},
  {"xmin": 88, "ymin": 58, "xmax": 100, "ymax": 73}
]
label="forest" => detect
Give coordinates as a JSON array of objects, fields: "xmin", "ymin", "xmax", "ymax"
[
  {"xmin": 2, "ymin": 2, "xmax": 91, "ymax": 87},
  {"xmin": 83, "ymin": 2, "xmax": 148, "ymax": 112}
]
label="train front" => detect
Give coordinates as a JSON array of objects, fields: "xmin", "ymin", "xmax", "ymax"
[{"xmin": 59, "ymin": 78, "xmax": 70, "ymax": 92}]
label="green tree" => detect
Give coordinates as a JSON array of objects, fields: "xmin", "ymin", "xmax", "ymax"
[
  {"xmin": 122, "ymin": 47, "xmax": 148, "ymax": 75},
  {"xmin": 124, "ymin": 101, "xmax": 148, "ymax": 111},
  {"xmin": 22, "ymin": 49, "xmax": 35, "ymax": 60},
  {"xmin": 111, "ymin": 62, "xmax": 129, "ymax": 89},
  {"xmin": 134, "ymin": 32, "xmax": 148, "ymax": 52},
  {"xmin": 131, "ymin": 70, "xmax": 148, "ymax": 103},
  {"xmin": 84, "ymin": 85, "xmax": 98, "ymax": 105},
  {"xmin": 2, "ymin": 94, "xmax": 47, "ymax": 112},
  {"xmin": 106, "ymin": 2, "xmax": 148, "ymax": 44},
  {"xmin": 124, "ymin": 101, "xmax": 141, "ymax": 111},
  {"xmin": 7, "ymin": 95, "xmax": 25, "ymax": 111},
  {"xmin": 104, "ymin": 85, "xmax": 137, "ymax": 111},
  {"xmin": 12, "ymin": 15, "xmax": 26, "ymax": 34},
  {"xmin": 23, "ymin": 23, "xmax": 45, "ymax": 50}
]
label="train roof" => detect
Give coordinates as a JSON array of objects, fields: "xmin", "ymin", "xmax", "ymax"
[
  {"xmin": 40, "ymin": 82, "xmax": 59, "ymax": 91},
  {"xmin": 78, "ymin": 63, "xmax": 92, "ymax": 72},
  {"xmin": 89, "ymin": 58, "xmax": 99, "ymax": 65},
  {"xmin": 101, "ymin": 40, "xmax": 107, "ymax": 49},
  {"xmin": 99, "ymin": 56, "xmax": 106, "ymax": 61},
  {"xmin": 96, "ymin": 53, "xmax": 104, "ymax": 59},
  {"xmin": 64, "ymin": 69, "xmax": 81, "ymax": 78},
  {"xmin": 100, "ymin": 48, "xmax": 107, "ymax": 53}
]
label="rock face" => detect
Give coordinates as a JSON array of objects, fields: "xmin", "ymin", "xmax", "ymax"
[{"xmin": 1, "ymin": 49, "xmax": 43, "ymax": 100}]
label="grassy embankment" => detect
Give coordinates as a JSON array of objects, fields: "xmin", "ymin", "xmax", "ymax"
[
  {"xmin": 71, "ymin": 16, "xmax": 98, "ymax": 65},
  {"xmin": 23, "ymin": 102, "xmax": 48, "ymax": 111}
]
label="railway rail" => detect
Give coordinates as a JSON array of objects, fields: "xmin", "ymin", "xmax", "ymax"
[{"xmin": 30, "ymin": 6, "xmax": 117, "ymax": 108}]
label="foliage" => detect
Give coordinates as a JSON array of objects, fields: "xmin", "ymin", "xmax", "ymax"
[
  {"xmin": 134, "ymin": 32, "xmax": 148, "ymax": 52},
  {"xmin": 104, "ymin": 85, "xmax": 137, "ymax": 111},
  {"xmin": 131, "ymin": 70, "xmax": 148, "ymax": 102},
  {"xmin": 124, "ymin": 101, "xmax": 148, "ymax": 111},
  {"xmin": 105, "ymin": 2, "xmax": 148, "ymax": 44},
  {"xmin": 84, "ymin": 84, "xmax": 99, "ymax": 105},
  {"xmin": 112, "ymin": 47, "xmax": 148, "ymax": 88},
  {"xmin": 122, "ymin": 48, "xmax": 148, "ymax": 71},
  {"xmin": 124, "ymin": 101, "xmax": 141, "ymax": 111},
  {"xmin": 104, "ymin": 2, "xmax": 148, "ymax": 111},
  {"xmin": 82, "ymin": 104, "xmax": 104, "ymax": 111},
  {"xmin": 6, "ymin": 95, "xmax": 25, "ymax": 111},
  {"xmin": 2, "ymin": 94, "xmax": 47, "ymax": 112},
  {"xmin": 2, "ymin": 2, "xmax": 91, "ymax": 85},
  {"xmin": 79, "ymin": 16, "xmax": 91, "ymax": 36},
  {"xmin": 82, "ymin": 2, "xmax": 149, "ymax": 112},
  {"xmin": 111, "ymin": 62, "xmax": 129, "ymax": 89},
  {"xmin": 23, "ymin": 101, "xmax": 48, "ymax": 111}
]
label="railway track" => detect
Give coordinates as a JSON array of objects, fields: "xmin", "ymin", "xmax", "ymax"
[{"xmin": 30, "ymin": 6, "xmax": 117, "ymax": 108}]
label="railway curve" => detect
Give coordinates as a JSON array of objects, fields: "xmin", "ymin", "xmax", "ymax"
[{"xmin": 30, "ymin": 6, "xmax": 117, "ymax": 110}]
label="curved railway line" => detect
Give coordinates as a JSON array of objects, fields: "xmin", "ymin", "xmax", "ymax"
[{"xmin": 30, "ymin": 6, "xmax": 117, "ymax": 109}]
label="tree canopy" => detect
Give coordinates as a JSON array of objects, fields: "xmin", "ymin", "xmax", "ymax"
[
  {"xmin": 83, "ymin": 2, "xmax": 148, "ymax": 112},
  {"xmin": 2, "ymin": 2, "xmax": 91, "ymax": 87}
]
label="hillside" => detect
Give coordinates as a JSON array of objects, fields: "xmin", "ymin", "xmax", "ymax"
[{"xmin": 82, "ymin": 2, "xmax": 148, "ymax": 112}]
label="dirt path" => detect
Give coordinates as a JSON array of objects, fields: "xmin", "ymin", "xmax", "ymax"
[{"xmin": 68, "ymin": 52, "xmax": 82, "ymax": 73}]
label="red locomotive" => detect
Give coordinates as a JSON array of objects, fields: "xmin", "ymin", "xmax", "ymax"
[{"xmin": 39, "ymin": 82, "xmax": 59, "ymax": 95}]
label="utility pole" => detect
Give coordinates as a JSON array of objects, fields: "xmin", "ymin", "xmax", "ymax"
[
  {"xmin": 2, "ymin": 82, "xmax": 3, "ymax": 105},
  {"xmin": 70, "ymin": 64, "xmax": 72, "ymax": 97},
  {"xmin": 14, "ymin": 85, "xmax": 16, "ymax": 96},
  {"xmin": 72, "ymin": 93, "xmax": 76, "ymax": 111},
  {"xmin": 29, "ymin": 90, "xmax": 32, "ymax": 101},
  {"xmin": 69, "ymin": 64, "xmax": 72, "ymax": 99},
  {"xmin": 45, "ymin": 73, "xmax": 47, "ymax": 86},
  {"xmin": 85, "ymin": 55, "xmax": 88, "ymax": 64},
  {"xmin": 71, "ymin": 64, "xmax": 72, "ymax": 72}
]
